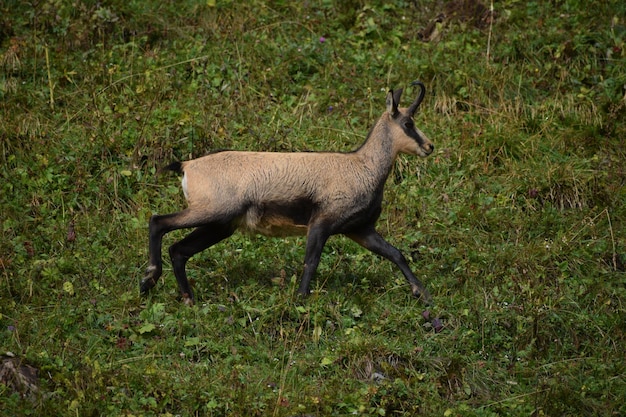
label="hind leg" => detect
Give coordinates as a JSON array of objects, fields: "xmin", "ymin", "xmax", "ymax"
[
  {"xmin": 141, "ymin": 209, "xmax": 208, "ymax": 294},
  {"xmin": 168, "ymin": 222, "xmax": 236, "ymax": 305}
]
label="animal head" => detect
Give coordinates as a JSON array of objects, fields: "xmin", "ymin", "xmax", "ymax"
[{"xmin": 385, "ymin": 81, "xmax": 434, "ymax": 157}]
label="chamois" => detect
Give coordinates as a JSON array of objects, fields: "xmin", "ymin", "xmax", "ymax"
[{"xmin": 141, "ymin": 81, "xmax": 435, "ymax": 305}]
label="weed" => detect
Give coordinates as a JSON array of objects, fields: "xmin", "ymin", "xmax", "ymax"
[{"xmin": 1, "ymin": 0, "xmax": 625, "ymax": 416}]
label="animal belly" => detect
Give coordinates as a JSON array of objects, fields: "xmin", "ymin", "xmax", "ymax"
[
  {"xmin": 247, "ymin": 215, "xmax": 308, "ymax": 236},
  {"xmin": 242, "ymin": 202, "xmax": 311, "ymax": 237}
]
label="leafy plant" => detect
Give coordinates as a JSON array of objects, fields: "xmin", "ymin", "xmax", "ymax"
[{"xmin": 1, "ymin": 0, "xmax": 625, "ymax": 416}]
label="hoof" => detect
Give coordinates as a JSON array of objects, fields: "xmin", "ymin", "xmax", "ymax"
[
  {"xmin": 182, "ymin": 293, "xmax": 195, "ymax": 306},
  {"xmin": 412, "ymin": 285, "xmax": 432, "ymax": 306},
  {"xmin": 140, "ymin": 265, "xmax": 161, "ymax": 294},
  {"xmin": 139, "ymin": 278, "xmax": 155, "ymax": 294}
]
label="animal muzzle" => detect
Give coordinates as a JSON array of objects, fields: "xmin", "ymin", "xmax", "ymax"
[
  {"xmin": 421, "ymin": 141, "xmax": 434, "ymax": 155},
  {"xmin": 414, "ymin": 127, "xmax": 434, "ymax": 157}
]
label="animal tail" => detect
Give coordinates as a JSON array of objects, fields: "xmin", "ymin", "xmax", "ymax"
[{"xmin": 163, "ymin": 161, "xmax": 183, "ymax": 174}]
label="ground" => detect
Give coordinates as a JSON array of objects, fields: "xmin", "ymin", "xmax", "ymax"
[{"xmin": 1, "ymin": 0, "xmax": 625, "ymax": 415}]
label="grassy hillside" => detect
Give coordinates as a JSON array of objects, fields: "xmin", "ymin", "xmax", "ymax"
[{"xmin": 1, "ymin": 0, "xmax": 625, "ymax": 415}]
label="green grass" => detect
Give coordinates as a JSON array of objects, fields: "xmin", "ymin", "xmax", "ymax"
[{"xmin": 1, "ymin": 0, "xmax": 625, "ymax": 415}]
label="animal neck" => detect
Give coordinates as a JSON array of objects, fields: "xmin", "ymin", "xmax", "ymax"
[{"xmin": 355, "ymin": 114, "xmax": 398, "ymax": 181}]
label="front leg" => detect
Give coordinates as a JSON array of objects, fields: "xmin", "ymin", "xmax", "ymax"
[
  {"xmin": 298, "ymin": 223, "xmax": 331, "ymax": 296},
  {"xmin": 347, "ymin": 227, "xmax": 432, "ymax": 305}
]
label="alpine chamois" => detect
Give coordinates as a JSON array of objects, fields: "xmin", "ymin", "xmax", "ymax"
[{"xmin": 141, "ymin": 81, "xmax": 435, "ymax": 305}]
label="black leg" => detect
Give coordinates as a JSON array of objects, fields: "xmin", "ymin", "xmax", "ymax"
[
  {"xmin": 347, "ymin": 227, "xmax": 432, "ymax": 304},
  {"xmin": 141, "ymin": 214, "xmax": 172, "ymax": 294},
  {"xmin": 298, "ymin": 224, "xmax": 331, "ymax": 296},
  {"xmin": 141, "ymin": 209, "xmax": 214, "ymax": 295},
  {"xmin": 168, "ymin": 222, "xmax": 235, "ymax": 304}
]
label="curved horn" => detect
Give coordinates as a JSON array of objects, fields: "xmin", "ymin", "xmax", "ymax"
[{"xmin": 407, "ymin": 80, "xmax": 426, "ymax": 116}]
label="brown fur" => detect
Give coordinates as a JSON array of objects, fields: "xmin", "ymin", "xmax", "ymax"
[
  {"xmin": 142, "ymin": 84, "xmax": 435, "ymax": 305},
  {"xmin": 179, "ymin": 110, "xmax": 431, "ymax": 236}
]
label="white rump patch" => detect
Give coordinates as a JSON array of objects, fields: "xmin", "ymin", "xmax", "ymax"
[{"xmin": 181, "ymin": 173, "xmax": 189, "ymax": 200}]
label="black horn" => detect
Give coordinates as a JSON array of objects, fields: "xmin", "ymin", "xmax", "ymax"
[{"xmin": 407, "ymin": 80, "xmax": 426, "ymax": 116}]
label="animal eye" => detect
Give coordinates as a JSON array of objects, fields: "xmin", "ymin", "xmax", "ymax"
[{"xmin": 404, "ymin": 121, "xmax": 414, "ymax": 129}]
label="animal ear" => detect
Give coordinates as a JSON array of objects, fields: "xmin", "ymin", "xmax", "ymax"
[{"xmin": 386, "ymin": 88, "xmax": 402, "ymax": 118}]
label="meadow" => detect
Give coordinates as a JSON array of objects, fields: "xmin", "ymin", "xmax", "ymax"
[{"xmin": 1, "ymin": 0, "xmax": 625, "ymax": 415}]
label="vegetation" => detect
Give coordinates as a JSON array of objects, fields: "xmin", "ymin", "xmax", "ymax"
[{"xmin": 1, "ymin": 0, "xmax": 625, "ymax": 415}]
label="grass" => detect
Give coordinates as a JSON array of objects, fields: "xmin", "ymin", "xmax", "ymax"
[{"xmin": 1, "ymin": 0, "xmax": 625, "ymax": 415}]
